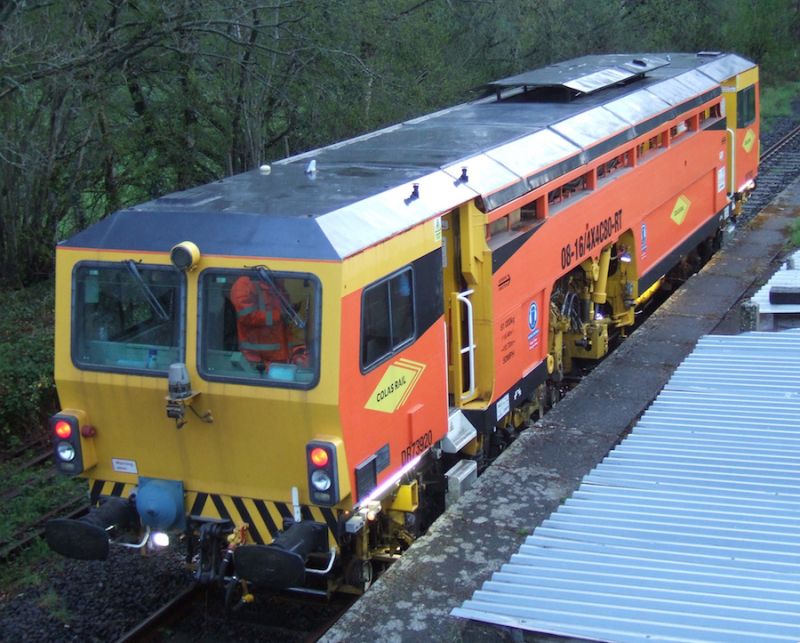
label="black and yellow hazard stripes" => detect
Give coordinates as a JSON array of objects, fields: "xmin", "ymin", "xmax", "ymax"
[
  {"xmin": 90, "ymin": 479, "xmax": 136, "ymax": 504},
  {"xmin": 88, "ymin": 479, "xmax": 340, "ymax": 546}
]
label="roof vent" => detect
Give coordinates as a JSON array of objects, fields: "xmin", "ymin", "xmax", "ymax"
[{"xmin": 404, "ymin": 183, "xmax": 420, "ymax": 205}]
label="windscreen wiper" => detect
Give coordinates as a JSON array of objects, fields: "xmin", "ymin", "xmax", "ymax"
[
  {"xmin": 124, "ymin": 260, "xmax": 169, "ymax": 321},
  {"xmin": 255, "ymin": 266, "xmax": 306, "ymax": 329}
]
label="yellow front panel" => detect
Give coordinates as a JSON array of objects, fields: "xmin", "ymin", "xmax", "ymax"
[{"xmin": 55, "ymin": 247, "xmax": 347, "ymax": 508}]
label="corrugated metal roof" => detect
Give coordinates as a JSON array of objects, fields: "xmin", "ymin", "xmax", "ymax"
[
  {"xmin": 751, "ymin": 249, "xmax": 800, "ymax": 314},
  {"xmin": 453, "ymin": 329, "xmax": 800, "ymax": 642}
]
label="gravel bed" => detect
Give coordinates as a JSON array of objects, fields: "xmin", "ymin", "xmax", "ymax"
[
  {"xmin": 0, "ymin": 542, "xmax": 350, "ymax": 642},
  {"xmin": 0, "ymin": 547, "xmax": 192, "ymax": 642}
]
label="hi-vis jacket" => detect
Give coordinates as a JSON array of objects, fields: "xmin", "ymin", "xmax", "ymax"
[{"xmin": 230, "ymin": 276, "xmax": 290, "ymax": 365}]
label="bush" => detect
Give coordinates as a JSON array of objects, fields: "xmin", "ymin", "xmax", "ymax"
[
  {"xmin": 790, "ymin": 217, "xmax": 800, "ymax": 248},
  {"xmin": 0, "ymin": 280, "xmax": 57, "ymax": 449}
]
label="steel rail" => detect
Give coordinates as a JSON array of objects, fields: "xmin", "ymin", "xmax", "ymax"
[
  {"xmin": 0, "ymin": 497, "xmax": 87, "ymax": 561},
  {"xmin": 760, "ymin": 121, "xmax": 800, "ymax": 164},
  {"xmin": 114, "ymin": 583, "xmax": 200, "ymax": 643}
]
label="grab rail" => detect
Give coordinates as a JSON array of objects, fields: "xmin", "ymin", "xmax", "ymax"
[{"xmin": 450, "ymin": 289, "xmax": 477, "ymax": 403}]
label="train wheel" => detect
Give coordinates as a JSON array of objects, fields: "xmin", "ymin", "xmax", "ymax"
[
  {"xmin": 544, "ymin": 381, "xmax": 561, "ymax": 410},
  {"xmin": 361, "ymin": 560, "xmax": 374, "ymax": 590},
  {"xmin": 345, "ymin": 558, "xmax": 373, "ymax": 592}
]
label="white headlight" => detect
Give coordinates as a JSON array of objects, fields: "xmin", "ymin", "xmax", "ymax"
[
  {"xmin": 56, "ymin": 442, "xmax": 76, "ymax": 462},
  {"xmin": 152, "ymin": 531, "xmax": 170, "ymax": 547},
  {"xmin": 311, "ymin": 470, "xmax": 331, "ymax": 491}
]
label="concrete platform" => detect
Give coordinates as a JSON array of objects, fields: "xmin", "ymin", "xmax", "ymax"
[{"xmin": 322, "ymin": 178, "xmax": 800, "ymax": 643}]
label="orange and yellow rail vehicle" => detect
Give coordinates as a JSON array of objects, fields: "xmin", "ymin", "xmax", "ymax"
[{"xmin": 46, "ymin": 52, "xmax": 759, "ymax": 600}]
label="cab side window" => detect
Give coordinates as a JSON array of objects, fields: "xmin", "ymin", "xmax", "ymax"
[
  {"xmin": 198, "ymin": 269, "xmax": 321, "ymax": 388},
  {"xmin": 361, "ymin": 269, "xmax": 414, "ymax": 370},
  {"xmin": 737, "ymin": 85, "xmax": 756, "ymax": 129}
]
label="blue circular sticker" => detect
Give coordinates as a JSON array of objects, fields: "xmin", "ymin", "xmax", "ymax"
[{"xmin": 528, "ymin": 302, "xmax": 538, "ymax": 330}]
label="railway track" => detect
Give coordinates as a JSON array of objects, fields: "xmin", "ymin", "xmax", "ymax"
[
  {"xmin": 0, "ymin": 437, "xmax": 48, "ymax": 463},
  {"xmin": 114, "ymin": 583, "xmax": 200, "ymax": 643},
  {"xmin": 0, "ymin": 444, "xmax": 87, "ymax": 561},
  {"xmin": 742, "ymin": 121, "xmax": 800, "ymax": 219},
  {"xmin": 115, "ymin": 583, "xmax": 356, "ymax": 642},
  {"xmin": 0, "ymin": 497, "xmax": 87, "ymax": 561}
]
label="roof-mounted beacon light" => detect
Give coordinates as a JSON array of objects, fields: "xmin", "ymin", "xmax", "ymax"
[
  {"xmin": 166, "ymin": 363, "xmax": 194, "ymax": 429},
  {"xmin": 168, "ymin": 363, "xmax": 193, "ymax": 400},
  {"xmin": 170, "ymin": 241, "xmax": 200, "ymax": 271},
  {"xmin": 165, "ymin": 363, "xmax": 213, "ymax": 429}
]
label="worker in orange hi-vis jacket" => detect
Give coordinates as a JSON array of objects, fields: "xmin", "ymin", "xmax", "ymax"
[{"xmin": 230, "ymin": 275, "xmax": 291, "ymax": 367}]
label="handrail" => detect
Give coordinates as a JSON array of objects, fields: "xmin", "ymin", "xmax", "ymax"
[
  {"xmin": 116, "ymin": 526, "xmax": 151, "ymax": 549},
  {"xmin": 454, "ymin": 288, "xmax": 477, "ymax": 402},
  {"xmin": 726, "ymin": 127, "xmax": 736, "ymax": 197},
  {"xmin": 305, "ymin": 549, "xmax": 337, "ymax": 576}
]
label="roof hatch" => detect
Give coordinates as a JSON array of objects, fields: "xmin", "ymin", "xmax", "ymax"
[{"xmin": 489, "ymin": 55, "xmax": 671, "ymax": 99}]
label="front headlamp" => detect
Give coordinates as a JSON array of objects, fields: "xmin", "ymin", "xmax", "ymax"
[
  {"xmin": 56, "ymin": 442, "xmax": 76, "ymax": 462},
  {"xmin": 311, "ymin": 470, "xmax": 332, "ymax": 491}
]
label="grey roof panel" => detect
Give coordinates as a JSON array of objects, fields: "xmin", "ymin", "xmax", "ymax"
[
  {"xmin": 647, "ymin": 70, "xmax": 718, "ymax": 106},
  {"xmin": 484, "ymin": 128, "xmax": 582, "ymax": 180},
  {"xmin": 317, "ymin": 170, "xmax": 478, "ymax": 258},
  {"xmin": 603, "ymin": 89, "xmax": 673, "ymax": 125},
  {"xmin": 550, "ymin": 105, "xmax": 631, "ymax": 149},
  {"xmin": 751, "ymin": 249, "xmax": 800, "ymax": 313},
  {"xmin": 698, "ymin": 53, "xmax": 756, "ymax": 82},
  {"xmin": 564, "ymin": 67, "xmax": 636, "ymax": 94},
  {"xmin": 454, "ymin": 329, "xmax": 800, "ymax": 642},
  {"xmin": 441, "ymin": 154, "xmax": 523, "ymax": 199}
]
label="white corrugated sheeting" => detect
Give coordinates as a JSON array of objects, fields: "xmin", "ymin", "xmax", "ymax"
[
  {"xmin": 453, "ymin": 330, "xmax": 800, "ymax": 642},
  {"xmin": 751, "ymin": 249, "xmax": 800, "ymax": 314}
]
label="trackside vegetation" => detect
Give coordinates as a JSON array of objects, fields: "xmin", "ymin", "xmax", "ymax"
[{"xmin": 0, "ymin": 281, "xmax": 56, "ymax": 448}]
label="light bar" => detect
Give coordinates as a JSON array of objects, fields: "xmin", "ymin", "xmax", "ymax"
[{"xmin": 355, "ymin": 454, "xmax": 423, "ymax": 511}]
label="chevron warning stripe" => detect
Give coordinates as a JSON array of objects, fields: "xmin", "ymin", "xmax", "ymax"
[{"xmin": 87, "ymin": 479, "xmax": 340, "ymax": 546}]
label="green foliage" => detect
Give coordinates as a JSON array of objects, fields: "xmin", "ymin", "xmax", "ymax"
[
  {"xmin": 37, "ymin": 589, "xmax": 72, "ymax": 623},
  {"xmin": 0, "ymin": 457, "xmax": 82, "ymax": 545},
  {"xmin": 761, "ymin": 81, "xmax": 800, "ymax": 130},
  {"xmin": 721, "ymin": 0, "xmax": 800, "ymax": 79},
  {"xmin": 0, "ymin": 280, "xmax": 57, "ymax": 447},
  {"xmin": 1, "ymin": 0, "xmax": 799, "ymax": 287},
  {"xmin": 789, "ymin": 217, "xmax": 800, "ymax": 248},
  {"xmin": 0, "ymin": 539, "xmax": 58, "ymax": 594}
]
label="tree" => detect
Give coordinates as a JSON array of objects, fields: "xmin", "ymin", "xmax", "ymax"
[{"xmin": 1, "ymin": 0, "xmax": 798, "ymax": 288}]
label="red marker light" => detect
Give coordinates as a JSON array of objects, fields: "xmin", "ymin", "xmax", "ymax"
[
  {"xmin": 309, "ymin": 447, "xmax": 329, "ymax": 468},
  {"xmin": 54, "ymin": 420, "xmax": 73, "ymax": 440}
]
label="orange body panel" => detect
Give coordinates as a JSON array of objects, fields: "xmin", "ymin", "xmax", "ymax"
[
  {"xmin": 490, "ymin": 127, "xmax": 727, "ymax": 401},
  {"xmin": 338, "ymin": 295, "xmax": 448, "ymax": 502}
]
